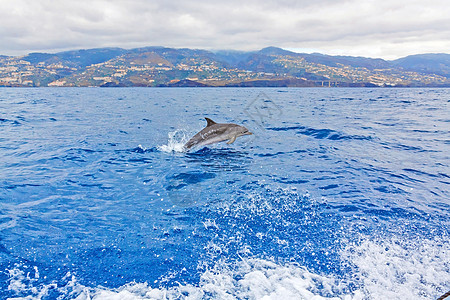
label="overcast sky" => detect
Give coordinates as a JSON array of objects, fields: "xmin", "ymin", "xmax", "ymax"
[{"xmin": 1, "ymin": 0, "xmax": 449, "ymax": 59}]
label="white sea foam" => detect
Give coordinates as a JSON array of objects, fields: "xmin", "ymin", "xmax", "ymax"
[
  {"xmin": 7, "ymin": 259, "xmax": 348, "ymax": 300},
  {"xmin": 341, "ymin": 237, "xmax": 450, "ymax": 300},
  {"xmin": 6, "ymin": 237, "xmax": 449, "ymax": 300},
  {"xmin": 157, "ymin": 130, "xmax": 190, "ymax": 153}
]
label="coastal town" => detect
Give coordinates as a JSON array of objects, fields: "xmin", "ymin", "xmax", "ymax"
[{"xmin": 0, "ymin": 47, "xmax": 448, "ymax": 87}]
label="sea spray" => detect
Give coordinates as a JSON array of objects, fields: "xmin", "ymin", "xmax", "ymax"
[{"xmin": 157, "ymin": 130, "xmax": 190, "ymax": 153}]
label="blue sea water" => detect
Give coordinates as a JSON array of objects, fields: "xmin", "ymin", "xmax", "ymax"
[{"xmin": 0, "ymin": 87, "xmax": 449, "ymax": 299}]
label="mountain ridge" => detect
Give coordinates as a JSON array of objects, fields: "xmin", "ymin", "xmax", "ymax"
[{"xmin": 1, "ymin": 46, "xmax": 449, "ymax": 87}]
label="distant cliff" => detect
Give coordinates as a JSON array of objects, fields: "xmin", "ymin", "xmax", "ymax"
[{"xmin": 1, "ymin": 47, "xmax": 449, "ymax": 87}]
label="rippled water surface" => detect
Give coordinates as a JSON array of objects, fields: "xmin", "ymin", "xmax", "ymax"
[{"xmin": 0, "ymin": 88, "xmax": 449, "ymax": 299}]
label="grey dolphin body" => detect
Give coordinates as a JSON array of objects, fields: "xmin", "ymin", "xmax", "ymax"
[{"xmin": 184, "ymin": 118, "xmax": 252, "ymax": 150}]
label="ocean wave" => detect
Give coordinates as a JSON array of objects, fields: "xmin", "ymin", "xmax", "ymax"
[
  {"xmin": 341, "ymin": 237, "xmax": 450, "ymax": 300},
  {"xmin": 5, "ymin": 259, "xmax": 348, "ymax": 299},
  {"xmin": 165, "ymin": 171, "xmax": 216, "ymax": 191},
  {"xmin": 267, "ymin": 126, "xmax": 373, "ymax": 141},
  {"xmin": 0, "ymin": 118, "xmax": 21, "ymax": 126},
  {"xmin": 6, "ymin": 236, "xmax": 449, "ymax": 300},
  {"xmin": 130, "ymin": 145, "xmax": 158, "ymax": 153}
]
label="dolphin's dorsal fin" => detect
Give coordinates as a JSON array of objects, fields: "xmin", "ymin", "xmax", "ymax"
[{"xmin": 205, "ymin": 117, "xmax": 217, "ymax": 127}]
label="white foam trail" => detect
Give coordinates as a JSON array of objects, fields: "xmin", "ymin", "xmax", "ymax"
[
  {"xmin": 6, "ymin": 238, "xmax": 449, "ymax": 299},
  {"xmin": 341, "ymin": 237, "xmax": 450, "ymax": 300},
  {"xmin": 157, "ymin": 130, "xmax": 190, "ymax": 153},
  {"xmin": 6, "ymin": 259, "xmax": 348, "ymax": 300},
  {"xmin": 6, "ymin": 265, "xmax": 58, "ymax": 299}
]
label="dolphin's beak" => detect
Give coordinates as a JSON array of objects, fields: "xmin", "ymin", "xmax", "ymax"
[{"xmin": 247, "ymin": 131, "xmax": 253, "ymax": 135}]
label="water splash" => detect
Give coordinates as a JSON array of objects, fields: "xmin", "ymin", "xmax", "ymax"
[
  {"xmin": 157, "ymin": 130, "xmax": 190, "ymax": 153},
  {"xmin": 5, "ymin": 259, "xmax": 351, "ymax": 299},
  {"xmin": 341, "ymin": 237, "xmax": 450, "ymax": 299},
  {"xmin": 5, "ymin": 236, "xmax": 449, "ymax": 299}
]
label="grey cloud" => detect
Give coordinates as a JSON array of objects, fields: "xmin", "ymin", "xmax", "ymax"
[{"xmin": 0, "ymin": 0, "xmax": 448, "ymax": 58}]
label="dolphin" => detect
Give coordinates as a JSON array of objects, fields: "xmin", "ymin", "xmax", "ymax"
[{"xmin": 184, "ymin": 118, "xmax": 252, "ymax": 150}]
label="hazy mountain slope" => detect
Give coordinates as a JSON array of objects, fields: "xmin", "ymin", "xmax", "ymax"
[{"xmin": 392, "ymin": 54, "xmax": 450, "ymax": 77}]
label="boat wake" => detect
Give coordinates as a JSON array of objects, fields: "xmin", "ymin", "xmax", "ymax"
[{"xmin": 6, "ymin": 237, "xmax": 448, "ymax": 299}]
